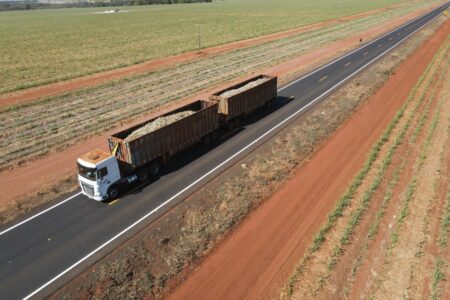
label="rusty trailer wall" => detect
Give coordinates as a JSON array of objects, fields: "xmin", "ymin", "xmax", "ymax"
[
  {"xmin": 109, "ymin": 100, "xmax": 219, "ymax": 168},
  {"xmin": 209, "ymin": 75, "xmax": 277, "ymax": 121}
]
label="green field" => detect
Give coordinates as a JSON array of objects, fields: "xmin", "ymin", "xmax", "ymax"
[{"xmin": 0, "ymin": 0, "xmax": 412, "ymax": 94}]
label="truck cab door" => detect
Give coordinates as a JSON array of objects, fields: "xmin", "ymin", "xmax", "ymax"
[{"xmin": 97, "ymin": 167, "xmax": 112, "ymax": 198}]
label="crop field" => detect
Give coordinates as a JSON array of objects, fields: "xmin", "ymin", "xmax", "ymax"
[
  {"xmin": 0, "ymin": 0, "xmax": 441, "ymax": 172},
  {"xmin": 0, "ymin": 0, "xmax": 425, "ymax": 94},
  {"xmin": 283, "ymin": 37, "xmax": 450, "ymax": 300}
]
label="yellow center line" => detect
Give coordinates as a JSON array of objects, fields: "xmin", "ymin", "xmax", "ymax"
[
  {"xmin": 344, "ymin": 62, "xmax": 352, "ymax": 67},
  {"xmin": 363, "ymin": 52, "xmax": 369, "ymax": 56},
  {"xmin": 108, "ymin": 199, "xmax": 119, "ymax": 206},
  {"xmin": 319, "ymin": 75, "xmax": 328, "ymax": 82},
  {"xmin": 120, "ymin": 182, "xmax": 148, "ymax": 198}
]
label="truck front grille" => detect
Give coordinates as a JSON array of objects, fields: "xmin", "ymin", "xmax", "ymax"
[{"xmin": 81, "ymin": 182, "xmax": 95, "ymax": 196}]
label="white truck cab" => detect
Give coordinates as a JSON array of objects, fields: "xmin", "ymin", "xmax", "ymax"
[{"xmin": 77, "ymin": 149, "xmax": 121, "ymax": 201}]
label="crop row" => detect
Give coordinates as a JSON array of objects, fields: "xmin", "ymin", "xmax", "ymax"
[{"xmin": 282, "ymin": 38, "xmax": 447, "ymax": 298}]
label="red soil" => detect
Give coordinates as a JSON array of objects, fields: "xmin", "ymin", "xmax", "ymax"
[
  {"xmin": 0, "ymin": 3, "xmax": 414, "ymax": 109},
  {"xmin": 0, "ymin": 6, "xmax": 434, "ymax": 211},
  {"xmin": 168, "ymin": 18, "xmax": 450, "ymax": 300}
]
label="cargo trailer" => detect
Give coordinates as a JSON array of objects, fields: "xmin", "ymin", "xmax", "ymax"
[{"xmin": 210, "ymin": 75, "xmax": 277, "ymax": 129}]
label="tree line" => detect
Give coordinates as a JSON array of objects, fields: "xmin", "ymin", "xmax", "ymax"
[{"xmin": 0, "ymin": 0, "xmax": 212, "ymax": 11}]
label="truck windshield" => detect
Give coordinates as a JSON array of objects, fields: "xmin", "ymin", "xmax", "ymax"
[{"xmin": 77, "ymin": 163, "xmax": 97, "ymax": 181}]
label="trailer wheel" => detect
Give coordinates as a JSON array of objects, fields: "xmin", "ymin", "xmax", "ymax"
[
  {"xmin": 227, "ymin": 121, "xmax": 235, "ymax": 131},
  {"xmin": 202, "ymin": 134, "xmax": 211, "ymax": 144},
  {"xmin": 148, "ymin": 162, "xmax": 160, "ymax": 176},
  {"xmin": 234, "ymin": 118, "xmax": 240, "ymax": 129},
  {"xmin": 211, "ymin": 131, "xmax": 218, "ymax": 141},
  {"xmin": 108, "ymin": 186, "xmax": 119, "ymax": 199},
  {"xmin": 137, "ymin": 169, "xmax": 148, "ymax": 182}
]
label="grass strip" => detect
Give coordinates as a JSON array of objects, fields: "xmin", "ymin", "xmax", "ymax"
[
  {"xmin": 431, "ymin": 257, "xmax": 445, "ymax": 300},
  {"xmin": 439, "ymin": 189, "xmax": 450, "ymax": 248}
]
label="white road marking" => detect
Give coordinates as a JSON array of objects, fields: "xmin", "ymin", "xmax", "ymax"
[
  {"xmin": 0, "ymin": 192, "xmax": 82, "ymax": 236},
  {"xmin": 363, "ymin": 51, "xmax": 369, "ymax": 56},
  {"xmin": 344, "ymin": 62, "xmax": 352, "ymax": 67},
  {"xmin": 23, "ymin": 9, "xmax": 444, "ymax": 298},
  {"xmin": 319, "ymin": 75, "xmax": 328, "ymax": 82},
  {"xmin": 1, "ymin": 7, "xmax": 429, "ymax": 238}
]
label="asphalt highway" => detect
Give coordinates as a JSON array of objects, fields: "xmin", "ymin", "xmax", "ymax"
[{"xmin": 0, "ymin": 3, "xmax": 448, "ymax": 299}]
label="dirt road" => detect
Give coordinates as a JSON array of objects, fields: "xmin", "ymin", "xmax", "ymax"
[{"xmin": 169, "ymin": 18, "xmax": 450, "ymax": 300}]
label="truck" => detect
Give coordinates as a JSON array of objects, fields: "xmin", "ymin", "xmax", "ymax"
[{"xmin": 77, "ymin": 75, "xmax": 278, "ymax": 201}]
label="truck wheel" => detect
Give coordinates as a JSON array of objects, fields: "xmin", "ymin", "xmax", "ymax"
[
  {"xmin": 202, "ymin": 134, "xmax": 211, "ymax": 144},
  {"xmin": 108, "ymin": 186, "xmax": 119, "ymax": 199},
  {"xmin": 227, "ymin": 121, "xmax": 235, "ymax": 131},
  {"xmin": 148, "ymin": 162, "xmax": 160, "ymax": 176},
  {"xmin": 211, "ymin": 131, "xmax": 218, "ymax": 141},
  {"xmin": 137, "ymin": 169, "xmax": 148, "ymax": 182},
  {"xmin": 234, "ymin": 118, "xmax": 240, "ymax": 128}
]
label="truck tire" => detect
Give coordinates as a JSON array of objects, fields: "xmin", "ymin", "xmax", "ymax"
[
  {"xmin": 234, "ymin": 117, "xmax": 240, "ymax": 129},
  {"xmin": 108, "ymin": 186, "xmax": 119, "ymax": 199},
  {"xmin": 137, "ymin": 169, "xmax": 148, "ymax": 182},
  {"xmin": 227, "ymin": 120, "xmax": 235, "ymax": 131},
  {"xmin": 148, "ymin": 162, "xmax": 160, "ymax": 176},
  {"xmin": 211, "ymin": 131, "xmax": 218, "ymax": 141},
  {"xmin": 202, "ymin": 134, "xmax": 211, "ymax": 144}
]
